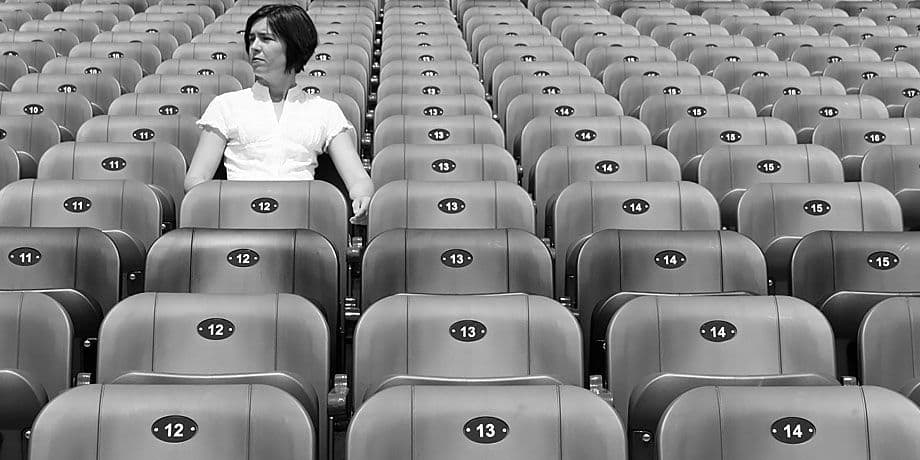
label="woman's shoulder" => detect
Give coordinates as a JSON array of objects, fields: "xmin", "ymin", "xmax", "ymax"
[{"xmin": 208, "ymin": 87, "xmax": 256, "ymax": 108}]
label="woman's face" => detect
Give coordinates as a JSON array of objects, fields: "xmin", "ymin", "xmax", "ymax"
[{"xmin": 248, "ymin": 18, "xmax": 288, "ymax": 82}]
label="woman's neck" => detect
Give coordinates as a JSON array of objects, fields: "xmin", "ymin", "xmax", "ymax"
[{"xmin": 256, "ymin": 74, "xmax": 297, "ymax": 102}]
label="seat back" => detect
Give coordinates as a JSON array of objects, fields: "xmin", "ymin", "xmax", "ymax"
[
  {"xmin": 859, "ymin": 296, "xmax": 920, "ymax": 396},
  {"xmin": 373, "ymin": 115, "xmax": 504, "ymax": 154},
  {"xmin": 771, "ymin": 94, "xmax": 889, "ymax": 143},
  {"xmin": 812, "ymin": 117, "xmax": 920, "ymax": 180},
  {"xmin": 353, "ymin": 293, "xmax": 583, "ymax": 405},
  {"xmin": 712, "ymin": 61, "xmax": 810, "ymax": 94},
  {"xmin": 371, "ymin": 144, "xmax": 516, "ymax": 186},
  {"xmin": 76, "ymin": 115, "xmax": 201, "ymax": 164},
  {"xmin": 739, "ymin": 76, "xmax": 846, "ymax": 115},
  {"xmin": 639, "ymin": 94, "xmax": 756, "ymax": 143},
  {"xmin": 361, "ymin": 228, "xmax": 553, "ymax": 307}
]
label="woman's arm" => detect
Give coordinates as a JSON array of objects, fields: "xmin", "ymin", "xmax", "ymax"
[
  {"xmin": 184, "ymin": 126, "xmax": 227, "ymax": 192},
  {"xmin": 327, "ymin": 132, "xmax": 374, "ymax": 222}
]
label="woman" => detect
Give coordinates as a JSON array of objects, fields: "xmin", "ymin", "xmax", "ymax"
[{"xmin": 184, "ymin": 4, "xmax": 374, "ymax": 221}]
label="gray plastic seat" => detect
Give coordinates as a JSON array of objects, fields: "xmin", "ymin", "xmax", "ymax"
[
  {"xmin": 861, "ymin": 145, "xmax": 920, "ymax": 228},
  {"xmin": 561, "ymin": 23, "xmax": 640, "ymax": 53},
  {"xmin": 0, "ymin": 292, "xmax": 77, "ymax": 460},
  {"xmin": 0, "ymin": 41, "xmax": 55, "ymax": 74},
  {"xmin": 791, "ymin": 46, "xmax": 882, "ymax": 76},
  {"xmin": 824, "ymin": 61, "xmax": 920, "ymax": 94},
  {"xmin": 113, "ymin": 20, "xmax": 192, "ymax": 44},
  {"xmin": 491, "ymin": 62, "xmax": 591, "ymax": 101},
  {"xmin": 37, "ymin": 141, "xmax": 185, "ymax": 218},
  {"xmin": 766, "ymin": 35, "xmax": 849, "ymax": 61},
  {"xmin": 859, "ymin": 297, "xmax": 920, "ymax": 403},
  {"xmin": 772, "ymin": 94, "xmax": 889, "ymax": 143},
  {"xmin": 519, "ymin": 116, "xmax": 652, "ymax": 190},
  {"xmin": 619, "ymin": 75, "xmax": 725, "ymax": 118},
  {"xmin": 574, "ymin": 35, "xmax": 656, "ymax": 63},
  {"xmin": 639, "ymin": 94, "xmax": 756, "ymax": 144},
  {"xmin": 20, "ymin": 18, "xmax": 99, "ymax": 42},
  {"xmin": 0, "ymin": 115, "xmax": 60, "ymax": 173},
  {"xmin": 669, "ymin": 35, "xmax": 753, "ymax": 61},
  {"xmin": 0, "ymin": 55, "xmax": 27, "ymax": 92},
  {"xmin": 0, "ymin": 91, "xmax": 91, "ymax": 142},
  {"xmin": 738, "ymin": 182, "xmax": 902, "ymax": 296},
  {"xmin": 179, "ymin": 180, "xmax": 349, "ymax": 289},
  {"xmin": 379, "ymin": 45, "xmax": 470, "ymax": 70},
  {"xmin": 0, "ymin": 142, "xmax": 24, "ymax": 188},
  {"xmin": 549, "ymin": 181, "xmax": 720, "ymax": 291},
  {"xmin": 565, "ymin": 229, "xmax": 768, "ymax": 370},
  {"xmin": 68, "ymin": 41, "xmax": 161, "ymax": 75},
  {"xmin": 0, "ymin": 226, "xmax": 123, "ymax": 327},
  {"xmin": 793, "ymin": 230, "xmax": 920, "ymax": 374},
  {"xmin": 712, "ymin": 61, "xmax": 810, "ymax": 94},
  {"xmin": 532, "ymin": 145, "xmax": 680, "ymax": 237},
  {"xmin": 108, "ymin": 93, "xmax": 213, "ymax": 118},
  {"xmin": 39, "ymin": 56, "xmax": 142, "ymax": 96},
  {"xmin": 740, "ymin": 76, "xmax": 846, "ymax": 116},
  {"xmin": 97, "ymin": 292, "xmax": 330, "ymax": 458},
  {"xmin": 373, "ymin": 115, "xmax": 503, "ymax": 155},
  {"xmin": 805, "ymin": 15, "xmax": 877, "ymax": 34},
  {"xmin": 482, "ymin": 45, "xmax": 574, "ymax": 94},
  {"xmin": 134, "ymin": 74, "xmax": 242, "ymax": 96},
  {"xmin": 29, "ymin": 384, "xmax": 314, "ymax": 460},
  {"xmin": 145, "ymin": 228, "xmax": 339, "ymax": 335},
  {"xmin": 830, "ymin": 24, "xmax": 907, "ymax": 45},
  {"xmin": 649, "ymin": 24, "xmax": 730, "ymax": 48},
  {"xmin": 371, "ymin": 144, "xmax": 516, "ymax": 186},
  {"xmin": 506, "ymin": 94, "xmax": 624, "ymax": 152},
  {"xmin": 658, "ymin": 386, "xmax": 920, "ymax": 460},
  {"xmin": 375, "ymin": 74, "xmax": 484, "ymax": 101},
  {"xmin": 374, "ymin": 95, "xmax": 491, "ymax": 132},
  {"xmin": 361, "ymin": 228, "xmax": 552, "ymax": 307},
  {"xmin": 812, "ymin": 118, "xmax": 920, "ymax": 180},
  {"xmin": 666, "ymin": 117, "xmax": 797, "ymax": 180},
  {"xmin": 601, "ymin": 61, "xmax": 700, "ymax": 98},
  {"xmin": 76, "ymin": 115, "xmax": 200, "ymax": 164},
  {"xmin": 157, "ymin": 57, "xmax": 256, "ymax": 88},
  {"xmin": 721, "ymin": 15, "xmax": 793, "ymax": 34},
  {"xmin": 378, "ymin": 60, "xmax": 479, "ymax": 81},
  {"xmin": 496, "ymin": 75, "xmax": 605, "ymax": 126},
  {"xmin": 367, "ymin": 180, "xmax": 535, "ymax": 240},
  {"xmin": 585, "ymin": 46, "xmax": 677, "ymax": 79},
  {"xmin": 701, "ymin": 7, "xmax": 766, "ymax": 23},
  {"xmin": 348, "ymin": 385, "xmax": 626, "ymax": 460},
  {"xmin": 353, "ymin": 293, "xmax": 583, "ymax": 406},
  {"xmin": 0, "ymin": 30, "xmax": 79, "ymax": 56},
  {"xmin": 610, "ymin": 295, "xmax": 837, "ymax": 460},
  {"xmin": 688, "ymin": 47, "xmax": 779, "ymax": 76},
  {"xmin": 859, "ymin": 77, "xmax": 920, "ymax": 116},
  {"xmin": 699, "ymin": 145, "xmax": 844, "ymax": 229},
  {"xmin": 478, "ymin": 34, "xmax": 560, "ymax": 64},
  {"xmin": 637, "ymin": 14, "xmax": 708, "ymax": 36},
  {"xmin": 766, "ymin": 0, "xmax": 826, "ymax": 15},
  {"xmin": 741, "ymin": 24, "xmax": 819, "ymax": 46}
]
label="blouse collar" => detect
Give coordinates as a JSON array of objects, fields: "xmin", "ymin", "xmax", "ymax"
[{"xmin": 252, "ymin": 80, "xmax": 307, "ymax": 103}]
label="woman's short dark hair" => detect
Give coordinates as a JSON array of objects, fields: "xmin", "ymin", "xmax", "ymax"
[{"xmin": 244, "ymin": 4, "xmax": 317, "ymax": 74}]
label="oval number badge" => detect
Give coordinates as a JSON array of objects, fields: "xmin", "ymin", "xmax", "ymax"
[
  {"xmin": 251, "ymin": 197, "xmax": 279, "ymax": 213},
  {"xmin": 428, "ymin": 128, "xmax": 450, "ymax": 141},
  {"xmin": 700, "ymin": 320, "xmax": 737, "ymax": 342},
  {"xmin": 63, "ymin": 196, "xmax": 92, "ymax": 213},
  {"xmin": 623, "ymin": 198, "xmax": 650, "ymax": 215},
  {"xmin": 441, "ymin": 249, "xmax": 472, "ymax": 268},
  {"xmin": 574, "ymin": 129, "xmax": 597, "ymax": 142},
  {"xmin": 655, "ymin": 250, "xmax": 686, "ymax": 269},
  {"xmin": 152, "ymin": 415, "xmax": 198, "ymax": 443},
  {"xmin": 720, "ymin": 130, "xmax": 742, "ymax": 143},
  {"xmin": 438, "ymin": 198, "xmax": 465, "ymax": 214},
  {"xmin": 8, "ymin": 247, "xmax": 41, "ymax": 266},
  {"xmin": 756, "ymin": 159, "xmax": 781, "ymax": 174},
  {"xmin": 450, "ymin": 319, "xmax": 487, "ymax": 342},
  {"xmin": 101, "ymin": 157, "xmax": 127, "ymax": 171},
  {"xmin": 803, "ymin": 199, "xmax": 831, "ymax": 216},
  {"xmin": 432, "ymin": 159, "xmax": 456, "ymax": 173},
  {"xmin": 158, "ymin": 104, "xmax": 179, "ymax": 115},
  {"xmin": 227, "ymin": 249, "xmax": 259, "ymax": 267},
  {"xmin": 463, "ymin": 417, "xmax": 509, "ymax": 444},
  {"xmin": 771, "ymin": 417, "xmax": 816, "ymax": 445},
  {"xmin": 133, "ymin": 128, "xmax": 155, "ymax": 141},
  {"xmin": 867, "ymin": 251, "xmax": 899, "ymax": 270},
  {"xmin": 595, "ymin": 160, "xmax": 619, "ymax": 174},
  {"xmin": 197, "ymin": 318, "xmax": 235, "ymax": 340}
]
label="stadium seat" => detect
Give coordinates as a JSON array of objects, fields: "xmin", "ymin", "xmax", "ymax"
[
  {"xmin": 791, "ymin": 46, "xmax": 881, "ymax": 76},
  {"xmin": 549, "ymin": 181, "xmax": 720, "ymax": 289},
  {"xmin": 639, "ymin": 94, "xmax": 756, "ymax": 144},
  {"xmin": 805, "ymin": 15, "xmax": 876, "ymax": 35},
  {"xmin": 574, "ymin": 35, "xmax": 656, "ymax": 63},
  {"xmin": 134, "ymin": 74, "xmax": 242, "ymax": 96},
  {"xmin": 620, "ymin": 75, "xmax": 726, "ymax": 117},
  {"xmin": 0, "ymin": 30, "xmax": 79, "ymax": 56},
  {"xmin": 97, "ymin": 292, "xmax": 332, "ymax": 458},
  {"xmin": 519, "ymin": 116, "xmax": 652, "ymax": 189},
  {"xmin": 722, "ymin": 15, "xmax": 793, "ymax": 34},
  {"xmin": 45, "ymin": 11, "xmax": 119, "ymax": 30},
  {"xmin": 687, "ymin": 47, "xmax": 779, "ymax": 76},
  {"xmin": 711, "ymin": 61, "xmax": 810, "ymax": 94},
  {"xmin": 739, "ymin": 76, "xmax": 846, "ymax": 115},
  {"xmin": 860, "ymin": 297, "xmax": 920, "ymax": 403},
  {"xmin": 353, "ymin": 293, "xmax": 583, "ymax": 405},
  {"xmin": 374, "ymin": 94, "xmax": 492, "ymax": 131},
  {"xmin": 699, "ymin": 144, "xmax": 844, "ymax": 228},
  {"xmin": 367, "ymin": 180, "xmax": 534, "ymax": 239},
  {"xmin": 601, "ymin": 61, "xmax": 700, "ymax": 98},
  {"xmin": 559, "ymin": 23, "xmax": 640, "ymax": 52},
  {"xmin": 658, "ymin": 386, "xmax": 920, "ymax": 460},
  {"xmin": 649, "ymin": 24, "xmax": 730, "ymax": 48},
  {"xmin": 38, "ymin": 141, "xmax": 186, "ymax": 217},
  {"xmin": 40, "ymin": 56, "xmax": 143, "ymax": 95},
  {"xmin": 505, "ymin": 94, "xmax": 624, "ymax": 152},
  {"xmin": 373, "ymin": 115, "xmax": 503, "ymax": 154},
  {"xmin": 0, "ymin": 41, "xmax": 55, "ymax": 73},
  {"xmin": 565, "ymin": 229, "xmax": 767, "ymax": 369},
  {"xmin": 370, "ymin": 144, "xmax": 517, "ymax": 186},
  {"xmin": 76, "ymin": 115, "xmax": 201, "ymax": 163},
  {"xmin": 375, "ymin": 74, "xmax": 484, "ymax": 101},
  {"xmin": 669, "ymin": 35, "xmax": 753, "ymax": 61},
  {"xmin": 0, "ymin": 91, "xmax": 92, "ymax": 141},
  {"xmin": 481, "ymin": 45, "xmax": 574, "ymax": 94},
  {"xmin": 609, "ymin": 295, "xmax": 837, "ymax": 460},
  {"xmin": 637, "ymin": 14, "xmax": 708, "ymax": 36},
  {"xmin": 812, "ymin": 118, "xmax": 920, "ymax": 180},
  {"xmin": 859, "ymin": 77, "xmax": 920, "ymax": 116},
  {"xmin": 741, "ymin": 24, "xmax": 820, "ymax": 47},
  {"xmin": 861, "ymin": 145, "xmax": 920, "ymax": 228},
  {"xmin": 113, "ymin": 20, "xmax": 193, "ymax": 44},
  {"xmin": 771, "ymin": 94, "xmax": 889, "ymax": 143},
  {"xmin": 146, "ymin": 4, "xmax": 214, "ymax": 23},
  {"xmin": 793, "ymin": 230, "xmax": 920, "ymax": 374},
  {"xmin": 491, "ymin": 61, "xmax": 592, "ymax": 101},
  {"xmin": 586, "ymin": 46, "xmax": 677, "ymax": 80},
  {"xmin": 824, "ymin": 61, "xmax": 920, "ymax": 93},
  {"xmin": 766, "ymin": 35, "xmax": 849, "ymax": 61},
  {"xmin": 361, "ymin": 228, "xmax": 552, "ymax": 307},
  {"xmin": 108, "ymin": 93, "xmax": 214, "ymax": 118},
  {"xmin": 93, "ymin": 31, "xmax": 179, "ymax": 65},
  {"xmin": 0, "ymin": 115, "xmax": 60, "ymax": 172},
  {"xmin": 0, "ymin": 142, "xmax": 26, "ymax": 187},
  {"xmin": 738, "ymin": 182, "xmax": 902, "ymax": 296},
  {"xmin": 0, "ymin": 8, "xmax": 37, "ymax": 29},
  {"xmin": 157, "ymin": 58, "xmax": 254, "ymax": 88},
  {"xmin": 348, "ymin": 385, "xmax": 626, "ymax": 460},
  {"xmin": 666, "ymin": 117, "xmax": 797, "ymax": 180},
  {"xmin": 20, "ymin": 18, "xmax": 100, "ymax": 42},
  {"xmin": 28, "ymin": 384, "xmax": 315, "ymax": 460},
  {"xmin": 0, "ymin": 55, "xmax": 27, "ymax": 92}
]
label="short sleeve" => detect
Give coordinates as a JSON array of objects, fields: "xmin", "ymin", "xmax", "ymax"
[
  {"xmin": 197, "ymin": 94, "xmax": 233, "ymax": 140},
  {"xmin": 321, "ymin": 99, "xmax": 355, "ymax": 150}
]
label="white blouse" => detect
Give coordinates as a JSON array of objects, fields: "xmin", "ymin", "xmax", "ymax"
[{"xmin": 197, "ymin": 81, "xmax": 354, "ymax": 180}]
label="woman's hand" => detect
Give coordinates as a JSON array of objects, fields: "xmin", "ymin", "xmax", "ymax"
[{"xmin": 350, "ymin": 196, "xmax": 371, "ymax": 225}]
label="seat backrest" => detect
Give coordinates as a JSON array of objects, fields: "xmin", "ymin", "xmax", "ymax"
[
  {"xmin": 113, "ymin": 20, "xmax": 193, "ymax": 43},
  {"xmin": 29, "ymin": 384, "xmax": 315, "ymax": 460},
  {"xmin": 373, "ymin": 115, "xmax": 504, "ymax": 154},
  {"xmin": 670, "ymin": 35, "xmax": 753, "ymax": 61},
  {"xmin": 829, "ymin": 24, "xmax": 907, "ymax": 45},
  {"xmin": 601, "ymin": 61, "xmax": 700, "ymax": 98},
  {"xmin": 859, "ymin": 296, "xmax": 920, "ymax": 392},
  {"xmin": 371, "ymin": 144, "xmax": 516, "ymax": 187},
  {"xmin": 739, "ymin": 76, "xmax": 846, "ymax": 116},
  {"xmin": 658, "ymin": 386, "xmax": 920, "ymax": 460},
  {"xmin": 361, "ymin": 228, "xmax": 553, "ymax": 307},
  {"xmin": 505, "ymin": 93, "xmax": 623, "ymax": 152},
  {"xmin": 348, "ymin": 385, "xmax": 626, "ymax": 460},
  {"xmin": 824, "ymin": 61, "xmax": 920, "ymax": 93},
  {"xmin": 39, "ymin": 56, "xmax": 141, "ymax": 95},
  {"xmin": 0, "ymin": 30, "xmax": 79, "ymax": 56},
  {"xmin": 0, "ymin": 115, "xmax": 60, "ymax": 169},
  {"xmin": 374, "ymin": 94, "xmax": 491, "ymax": 131},
  {"xmin": 0, "ymin": 92, "xmax": 91, "ymax": 141},
  {"xmin": 491, "ymin": 61, "xmax": 591, "ymax": 98},
  {"xmin": 134, "ymin": 74, "xmax": 242, "ymax": 96},
  {"xmin": 650, "ymin": 24, "xmax": 730, "ymax": 48},
  {"xmin": 859, "ymin": 77, "xmax": 920, "ymax": 117},
  {"xmin": 639, "ymin": 94, "xmax": 756, "ymax": 143},
  {"xmin": 742, "ymin": 24, "xmax": 819, "ymax": 46},
  {"xmin": 791, "ymin": 46, "xmax": 881, "ymax": 75},
  {"xmin": 0, "ymin": 226, "xmax": 121, "ymax": 315},
  {"xmin": 68, "ymin": 41, "xmax": 161, "ymax": 75},
  {"xmin": 0, "ymin": 292, "xmax": 74, "ymax": 398},
  {"xmin": 792, "ymin": 230, "xmax": 920, "ymax": 373},
  {"xmin": 482, "ymin": 45, "xmax": 574, "ymax": 93},
  {"xmin": 76, "ymin": 115, "xmax": 201, "ymax": 164},
  {"xmin": 496, "ymin": 75, "xmax": 605, "ymax": 127},
  {"xmin": 608, "ymin": 295, "xmax": 836, "ymax": 418},
  {"xmin": 550, "ymin": 181, "xmax": 720, "ymax": 290},
  {"xmin": 861, "ymin": 144, "xmax": 920, "ymax": 228},
  {"xmin": 766, "ymin": 35, "xmax": 849, "ymax": 61},
  {"xmin": 619, "ymin": 75, "xmax": 726, "ymax": 118},
  {"xmin": 157, "ymin": 58, "xmax": 254, "ymax": 87},
  {"xmin": 574, "ymin": 35, "xmax": 655, "ymax": 63},
  {"xmin": 144, "ymin": 228, "xmax": 339, "ymax": 333},
  {"xmin": 108, "ymin": 93, "xmax": 214, "ymax": 118},
  {"xmin": 812, "ymin": 117, "xmax": 920, "ymax": 180},
  {"xmin": 712, "ymin": 61, "xmax": 810, "ymax": 94},
  {"xmin": 353, "ymin": 293, "xmax": 583, "ymax": 405},
  {"xmin": 862, "ymin": 36, "xmax": 920, "ymax": 60},
  {"xmin": 367, "ymin": 180, "xmax": 535, "ymax": 239},
  {"xmin": 739, "ymin": 183, "xmax": 902, "ymax": 294},
  {"xmin": 699, "ymin": 144, "xmax": 843, "ymax": 228},
  {"xmin": 687, "ymin": 47, "xmax": 779, "ymax": 76},
  {"xmin": 97, "ymin": 292, "xmax": 329, "ymax": 456},
  {"xmin": 567, "ymin": 229, "xmax": 767, "ymax": 367},
  {"xmin": 771, "ymin": 94, "xmax": 889, "ymax": 143}
]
